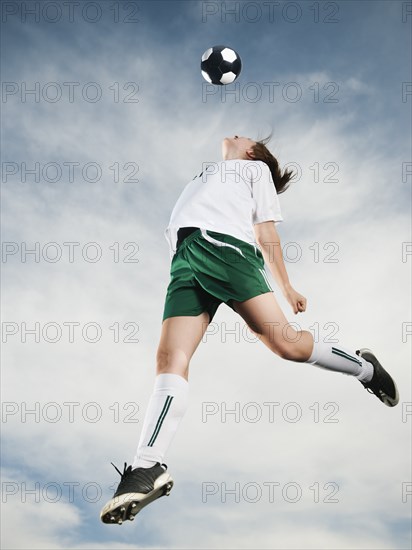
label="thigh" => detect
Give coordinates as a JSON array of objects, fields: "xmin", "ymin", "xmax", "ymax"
[
  {"xmin": 156, "ymin": 312, "xmax": 211, "ymax": 379},
  {"xmin": 232, "ymin": 291, "xmax": 290, "ymax": 334},
  {"xmin": 231, "ymin": 292, "xmax": 299, "ymax": 354}
]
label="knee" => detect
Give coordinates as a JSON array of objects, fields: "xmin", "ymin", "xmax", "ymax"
[
  {"xmin": 156, "ymin": 349, "xmax": 169, "ymax": 372},
  {"xmin": 269, "ymin": 331, "xmax": 309, "ymax": 362},
  {"xmin": 272, "ymin": 343, "xmax": 298, "ymax": 361},
  {"xmin": 156, "ymin": 347, "xmax": 189, "ymax": 375}
]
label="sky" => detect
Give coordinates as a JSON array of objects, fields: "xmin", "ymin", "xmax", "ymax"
[{"xmin": 1, "ymin": 0, "xmax": 411, "ymax": 548}]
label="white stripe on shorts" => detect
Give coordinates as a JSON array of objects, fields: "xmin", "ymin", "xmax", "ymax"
[
  {"xmin": 201, "ymin": 230, "xmax": 246, "ymax": 259},
  {"xmin": 259, "ymin": 267, "xmax": 273, "ymax": 291}
]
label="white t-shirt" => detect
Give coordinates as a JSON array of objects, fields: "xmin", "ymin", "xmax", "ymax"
[{"xmin": 164, "ymin": 159, "xmax": 283, "ymax": 258}]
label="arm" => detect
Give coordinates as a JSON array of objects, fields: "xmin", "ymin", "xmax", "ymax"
[{"xmin": 254, "ymin": 221, "xmax": 307, "ymax": 314}]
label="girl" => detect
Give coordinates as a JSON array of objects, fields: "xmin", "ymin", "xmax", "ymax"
[{"xmin": 100, "ymin": 135, "xmax": 399, "ymax": 525}]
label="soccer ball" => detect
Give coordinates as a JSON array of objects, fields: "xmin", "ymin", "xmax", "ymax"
[{"xmin": 201, "ymin": 45, "xmax": 242, "ymax": 85}]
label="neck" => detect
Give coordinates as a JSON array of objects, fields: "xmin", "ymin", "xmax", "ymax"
[{"xmin": 223, "ymin": 154, "xmax": 246, "ymax": 161}]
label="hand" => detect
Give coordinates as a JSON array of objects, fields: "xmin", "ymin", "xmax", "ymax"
[{"xmin": 283, "ymin": 286, "xmax": 307, "ymax": 315}]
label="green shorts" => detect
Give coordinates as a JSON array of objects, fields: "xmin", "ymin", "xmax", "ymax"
[{"xmin": 162, "ymin": 229, "xmax": 273, "ymax": 323}]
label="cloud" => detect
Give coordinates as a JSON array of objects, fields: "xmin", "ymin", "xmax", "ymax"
[{"xmin": 2, "ymin": 1, "xmax": 411, "ymax": 549}]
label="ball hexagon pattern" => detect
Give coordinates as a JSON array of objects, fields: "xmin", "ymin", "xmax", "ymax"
[{"xmin": 201, "ymin": 45, "xmax": 242, "ymax": 85}]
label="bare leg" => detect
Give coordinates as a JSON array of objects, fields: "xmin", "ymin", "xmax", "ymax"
[
  {"xmin": 131, "ymin": 311, "xmax": 211, "ymax": 468},
  {"xmin": 231, "ymin": 292, "xmax": 314, "ymax": 362},
  {"xmin": 156, "ymin": 311, "xmax": 211, "ymax": 380}
]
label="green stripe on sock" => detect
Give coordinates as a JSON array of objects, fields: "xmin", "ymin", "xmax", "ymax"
[
  {"xmin": 332, "ymin": 347, "xmax": 362, "ymax": 366},
  {"xmin": 148, "ymin": 395, "xmax": 174, "ymax": 447}
]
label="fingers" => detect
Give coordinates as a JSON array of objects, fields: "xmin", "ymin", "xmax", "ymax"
[
  {"xmin": 289, "ymin": 293, "xmax": 307, "ymax": 314},
  {"xmin": 296, "ymin": 298, "xmax": 307, "ymax": 313}
]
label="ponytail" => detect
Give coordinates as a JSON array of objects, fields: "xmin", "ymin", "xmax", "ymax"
[{"xmin": 251, "ymin": 134, "xmax": 294, "ymax": 194}]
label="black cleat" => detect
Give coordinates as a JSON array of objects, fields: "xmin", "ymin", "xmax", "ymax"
[
  {"xmin": 100, "ymin": 462, "xmax": 174, "ymax": 524},
  {"xmin": 356, "ymin": 348, "xmax": 399, "ymax": 407}
]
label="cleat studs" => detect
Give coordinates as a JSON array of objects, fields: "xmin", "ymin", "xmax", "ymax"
[
  {"xmin": 131, "ymin": 503, "xmax": 137, "ymax": 508},
  {"xmin": 118, "ymin": 519, "xmax": 123, "ymax": 525},
  {"xmin": 120, "ymin": 507, "xmax": 125, "ymax": 513},
  {"xmin": 129, "ymin": 515, "xmax": 135, "ymax": 521},
  {"xmin": 110, "ymin": 516, "xmax": 116, "ymax": 522}
]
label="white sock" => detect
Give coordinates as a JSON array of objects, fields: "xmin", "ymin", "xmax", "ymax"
[
  {"xmin": 132, "ymin": 373, "xmax": 189, "ymax": 470},
  {"xmin": 306, "ymin": 341, "xmax": 374, "ymax": 383}
]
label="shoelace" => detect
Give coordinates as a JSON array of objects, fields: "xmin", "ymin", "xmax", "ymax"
[
  {"xmin": 110, "ymin": 461, "xmax": 167, "ymax": 477},
  {"xmin": 111, "ymin": 462, "xmax": 129, "ymax": 478}
]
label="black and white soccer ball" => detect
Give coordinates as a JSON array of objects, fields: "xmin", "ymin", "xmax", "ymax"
[{"xmin": 201, "ymin": 45, "xmax": 242, "ymax": 85}]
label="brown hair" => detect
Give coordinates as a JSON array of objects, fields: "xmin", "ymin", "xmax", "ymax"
[{"xmin": 250, "ymin": 135, "xmax": 294, "ymax": 194}]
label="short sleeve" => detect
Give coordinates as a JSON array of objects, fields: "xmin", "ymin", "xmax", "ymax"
[{"xmin": 250, "ymin": 161, "xmax": 283, "ymax": 225}]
